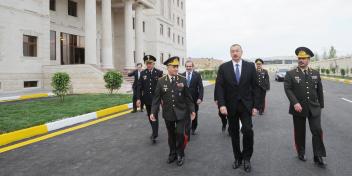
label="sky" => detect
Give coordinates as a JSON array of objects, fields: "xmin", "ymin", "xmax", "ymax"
[{"xmin": 186, "ymin": 0, "xmax": 352, "ymax": 60}]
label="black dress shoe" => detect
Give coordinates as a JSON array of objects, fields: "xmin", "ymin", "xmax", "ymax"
[
  {"xmin": 314, "ymin": 156, "xmax": 326, "ymax": 168},
  {"xmin": 167, "ymin": 155, "xmax": 177, "ymax": 164},
  {"xmin": 150, "ymin": 135, "xmax": 157, "ymax": 144},
  {"xmin": 177, "ymin": 156, "xmax": 184, "ymax": 166},
  {"xmin": 243, "ymin": 160, "xmax": 251, "ymax": 173},
  {"xmin": 298, "ymin": 154, "xmax": 307, "ymax": 161},
  {"xmin": 232, "ymin": 159, "xmax": 242, "ymax": 169}
]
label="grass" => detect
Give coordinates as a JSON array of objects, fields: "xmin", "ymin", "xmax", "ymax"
[
  {"xmin": 321, "ymin": 74, "xmax": 352, "ymax": 80},
  {"xmin": 0, "ymin": 94, "xmax": 132, "ymax": 134}
]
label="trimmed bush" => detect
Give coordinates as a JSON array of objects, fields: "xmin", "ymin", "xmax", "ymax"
[
  {"xmin": 104, "ymin": 71, "xmax": 123, "ymax": 94},
  {"xmin": 321, "ymin": 68, "xmax": 326, "ymax": 74},
  {"xmin": 326, "ymin": 69, "xmax": 330, "ymax": 75},
  {"xmin": 51, "ymin": 72, "xmax": 71, "ymax": 102},
  {"xmin": 341, "ymin": 69, "xmax": 346, "ymax": 77}
]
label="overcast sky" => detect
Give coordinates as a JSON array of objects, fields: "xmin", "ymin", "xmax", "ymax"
[{"xmin": 186, "ymin": 0, "xmax": 352, "ymax": 60}]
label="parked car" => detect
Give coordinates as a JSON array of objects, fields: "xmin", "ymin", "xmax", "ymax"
[{"xmin": 275, "ymin": 69, "xmax": 289, "ymax": 82}]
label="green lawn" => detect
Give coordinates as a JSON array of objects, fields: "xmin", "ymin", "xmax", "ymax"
[{"xmin": 0, "ymin": 94, "xmax": 132, "ymax": 134}]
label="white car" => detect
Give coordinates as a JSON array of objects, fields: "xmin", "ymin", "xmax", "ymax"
[{"xmin": 275, "ymin": 69, "xmax": 289, "ymax": 82}]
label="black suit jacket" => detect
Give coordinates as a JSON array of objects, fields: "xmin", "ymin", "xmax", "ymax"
[
  {"xmin": 284, "ymin": 67, "xmax": 324, "ymax": 117},
  {"xmin": 128, "ymin": 70, "xmax": 141, "ymax": 89},
  {"xmin": 215, "ymin": 60, "xmax": 260, "ymax": 113},
  {"xmin": 151, "ymin": 75, "xmax": 195, "ymax": 121},
  {"xmin": 181, "ymin": 71, "xmax": 204, "ymax": 102}
]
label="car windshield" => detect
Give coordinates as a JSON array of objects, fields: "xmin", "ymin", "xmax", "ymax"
[{"xmin": 278, "ymin": 69, "xmax": 288, "ymax": 73}]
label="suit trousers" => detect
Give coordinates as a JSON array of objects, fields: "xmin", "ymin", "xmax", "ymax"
[
  {"xmin": 228, "ymin": 101, "xmax": 254, "ymax": 161},
  {"xmin": 293, "ymin": 110, "xmax": 326, "ymax": 157}
]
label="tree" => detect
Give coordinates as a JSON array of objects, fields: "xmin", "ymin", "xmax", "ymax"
[
  {"xmin": 322, "ymin": 50, "xmax": 328, "ymax": 60},
  {"xmin": 51, "ymin": 72, "xmax": 71, "ymax": 102},
  {"xmin": 104, "ymin": 71, "xmax": 123, "ymax": 94},
  {"xmin": 328, "ymin": 46, "xmax": 337, "ymax": 59}
]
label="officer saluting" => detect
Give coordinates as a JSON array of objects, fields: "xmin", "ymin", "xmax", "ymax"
[
  {"xmin": 136, "ymin": 55, "xmax": 163, "ymax": 143},
  {"xmin": 150, "ymin": 56, "xmax": 196, "ymax": 166},
  {"xmin": 284, "ymin": 47, "xmax": 326, "ymax": 168},
  {"xmin": 255, "ymin": 58, "xmax": 270, "ymax": 115}
]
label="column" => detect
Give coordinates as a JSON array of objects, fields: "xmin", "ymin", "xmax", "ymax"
[
  {"xmin": 101, "ymin": 0, "xmax": 114, "ymax": 69},
  {"xmin": 124, "ymin": 0, "xmax": 134, "ymax": 69},
  {"xmin": 135, "ymin": 3, "xmax": 144, "ymax": 64},
  {"xmin": 85, "ymin": 0, "xmax": 97, "ymax": 65}
]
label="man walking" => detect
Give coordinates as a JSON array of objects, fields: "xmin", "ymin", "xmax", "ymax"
[
  {"xmin": 128, "ymin": 63, "xmax": 144, "ymax": 113},
  {"xmin": 215, "ymin": 44, "xmax": 259, "ymax": 173},
  {"xmin": 255, "ymin": 58, "xmax": 270, "ymax": 115}
]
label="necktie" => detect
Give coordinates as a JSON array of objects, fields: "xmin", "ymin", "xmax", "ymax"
[
  {"xmin": 171, "ymin": 76, "xmax": 175, "ymax": 85},
  {"xmin": 235, "ymin": 64, "xmax": 240, "ymax": 83},
  {"xmin": 187, "ymin": 72, "xmax": 191, "ymax": 87}
]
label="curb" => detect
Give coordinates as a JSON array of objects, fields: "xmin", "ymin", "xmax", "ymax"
[
  {"xmin": 0, "ymin": 92, "xmax": 55, "ymax": 102},
  {"xmin": 0, "ymin": 103, "xmax": 133, "ymax": 147},
  {"xmin": 321, "ymin": 76, "xmax": 352, "ymax": 84},
  {"xmin": 203, "ymin": 80, "xmax": 216, "ymax": 87}
]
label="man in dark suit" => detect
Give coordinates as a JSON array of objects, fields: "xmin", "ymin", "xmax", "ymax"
[
  {"xmin": 136, "ymin": 55, "xmax": 163, "ymax": 143},
  {"xmin": 215, "ymin": 44, "xmax": 259, "ymax": 173},
  {"xmin": 255, "ymin": 58, "xmax": 270, "ymax": 115},
  {"xmin": 128, "ymin": 63, "xmax": 144, "ymax": 113},
  {"xmin": 150, "ymin": 56, "xmax": 195, "ymax": 166},
  {"xmin": 181, "ymin": 60, "xmax": 204, "ymax": 138},
  {"xmin": 284, "ymin": 47, "xmax": 326, "ymax": 168}
]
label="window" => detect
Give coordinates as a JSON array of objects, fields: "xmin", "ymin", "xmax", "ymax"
[
  {"xmin": 182, "ymin": 37, "xmax": 184, "ymax": 45},
  {"xmin": 160, "ymin": 53, "xmax": 164, "ymax": 64},
  {"xmin": 68, "ymin": 0, "xmax": 77, "ymax": 17},
  {"xmin": 143, "ymin": 21, "xmax": 145, "ymax": 32},
  {"xmin": 173, "ymin": 33, "xmax": 175, "ymax": 42},
  {"xmin": 24, "ymin": 81, "xmax": 38, "ymax": 88},
  {"xmin": 133, "ymin": 51, "xmax": 136, "ymax": 63},
  {"xmin": 181, "ymin": 19, "xmax": 184, "ymax": 27},
  {"xmin": 50, "ymin": 0, "xmax": 56, "ymax": 11},
  {"xmin": 168, "ymin": 27, "xmax": 171, "ymax": 38},
  {"xmin": 181, "ymin": 1, "xmax": 183, "ymax": 9},
  {"xmin": 178, "ymin": 35, "xmax": 180, "ymax": 44},
  {"xmin": 60, "ymin": 32, "xmax": 85, "ymax": 65},
  {"xmin": 177, "ymin": 17, "xmax": 180, "ymax": 25},
  {"xmin": 177, "ymin": 0, "xmax": 179, "ymax": 7},
  {"xmin": 50, "ymin": 31, "xmax": 56, "ymax": 60},
  {"xmin": 133, "ymin": 17, "xmax": 135, "ymax": 30},
  {"xmin": 284, "ymin": 60, "xmax": 293, "ymax": 64},
  {"xmin": 23, "ymin": 35, "xmax": 37, "ymax": 57},
  {"xmin": 160, "ymin": 24, "xmax": 164, "ymax": 35}
]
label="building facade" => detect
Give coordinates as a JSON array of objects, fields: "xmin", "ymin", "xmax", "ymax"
[{"xmin": 0, "ymin": 0, "xmax": 187, "ymax": 93}]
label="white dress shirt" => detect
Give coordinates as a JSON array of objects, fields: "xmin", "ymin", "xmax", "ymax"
[{"xmin": 232, "ymin": 59, "xmax": 243, "ymax": 78}]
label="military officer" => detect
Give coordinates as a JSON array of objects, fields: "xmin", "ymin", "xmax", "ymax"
[
  {"xmin": 284, "ymin": 47, "xmax": 326, "ymax": 168},
  {"xmin": 136, "ymin": 55, "xmax": 163, "ymax": 143},
  {"xmin": 255, "ymin": 58, "xmax": 270, "ymax": 115},
  {"xmin": 150, "ymin": 56, "xmax": 196, "ymax": 166}
]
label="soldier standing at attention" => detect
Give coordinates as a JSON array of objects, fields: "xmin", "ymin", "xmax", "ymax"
[
  {"xmin": 255, "ymin": 58, "xmax": 270, "ymax": 115},
  {"xmin": 150, "ymin": 56, "xmax": 196, "ymax": 166},
  {"xmin": 284, "ymin": 47, "xmax": 326, "ymax": 168},
  {"xmin": 136, "ymin": 55, "xmax": 163, "ymax": 144}
]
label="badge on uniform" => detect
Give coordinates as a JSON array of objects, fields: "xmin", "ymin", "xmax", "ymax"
[
  {"xmin": 143, "ymin": 75, "xmax": 147, "ymax": 80},
  {"xmin": 312, "ymin": 76, "xmax": 317, "ymax": 80},
  {"xmin": 295, "ymin": 76, "xmax": 301, "ymax": 84},
  {"xmin": 163, "ymin": 84, "xmax": 168, "ymax": 91},
  {"xmin": 176, "ymin": 82, "xmax": 184, "ymax": 88}
]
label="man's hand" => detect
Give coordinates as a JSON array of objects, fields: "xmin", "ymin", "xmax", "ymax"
[
  {"xmin": 252, "ymin": 108, "xmax": 258, "ymax": 116},
  {"xmin": 191, "ymin": 112, "xmax": 196, "ymax": 120},
  {"xmin": 294, "ymin": 103, "xmax": 303, "ymax": 112},
  {"xmin": 196, "ymin": 99, "xmax": 202, "ymax": 105},
  {"xmin": 150, "ymin": 114, "xmax": 156, "ymax": 122},
  {"xmin": 220, "ymin": 106, "xmax": 228, "ymax": 116},
  {"xmin": 136, "ymin": 100, "xmax": 141, "ymax": 108}
]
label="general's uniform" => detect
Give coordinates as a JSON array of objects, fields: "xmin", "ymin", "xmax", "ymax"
[
  {"xmin": 136, "ymin": 55, "xmax": 163, "ymax": 141},
  {"xmin": 284, "ymin": 47, "xmax": 326, "ymax": 167},
  {"xmin": 151, "ymin": 56, "xmax": 195, "ymax": 166},
  {"xmin": 256, "ymin": 70, "xmax": 270, "ymax": 114}
]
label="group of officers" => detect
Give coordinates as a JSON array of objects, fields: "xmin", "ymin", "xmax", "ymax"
[{"xmin": 127, "ymin": 45, "xmax": 327, "ymax": 172}]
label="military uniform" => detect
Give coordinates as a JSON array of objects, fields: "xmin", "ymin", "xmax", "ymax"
[
  {"xmin": 136, "ymin": 55, "xmax": 163, "ymax": 141},
  {"xmin": 284, "ymin": 47, "xmax": 326, "ymax": 167},
  {"xmin": 256, "ymin": 67, "xmax": 270, "ymax": 114},
  {"xmin": 151, "ymin": 56, "xmax": 195, "ymax": 166}
]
